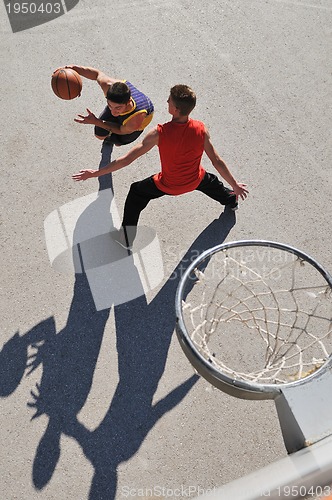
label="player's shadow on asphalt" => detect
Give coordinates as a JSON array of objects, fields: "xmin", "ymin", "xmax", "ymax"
[{"xmin": 0, "ymin": 141, "xmax": 237, "ymax": 499}]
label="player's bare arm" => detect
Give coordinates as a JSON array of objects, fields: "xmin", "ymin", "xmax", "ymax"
[
  {"xmin": 204, "ymin": 129, "xmax": 249, "ymax": 200},
  {"xmin": 74, "ymin": 109, "xmax": 147, "ymax": 134},
  {"xmin": 63, "ymin": 65, "xmax": 120, "ymax": 94},
  {"xmin": 103, "ymin": 112, "xmax": 147, "ymax": 135},
  {"xmin": 72, "ymin": 127, "xmax": 159, "ymax": 181}
]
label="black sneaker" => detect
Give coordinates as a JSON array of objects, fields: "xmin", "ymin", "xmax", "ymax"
[
  {"xmin": 112, "ymin": 228, "xmax": 133, "ymax": 256},
  {"xmin": 225, "ymin": 200, "xmax": 238, "ymax": 211}
]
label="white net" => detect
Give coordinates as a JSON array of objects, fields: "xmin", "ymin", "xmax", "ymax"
[{"xmin": 181, "ymin": 245, "xmax": 332, "ymax": 385}]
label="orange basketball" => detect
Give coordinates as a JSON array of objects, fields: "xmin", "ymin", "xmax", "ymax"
[{"xmin": 51, "ymin": 68, "xmax": 82, "ymax": 100}]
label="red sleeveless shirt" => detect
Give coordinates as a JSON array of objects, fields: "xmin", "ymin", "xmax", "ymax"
[{"xmin": 153, "ymin": 118, "xmax": 206, "ymax": 195}]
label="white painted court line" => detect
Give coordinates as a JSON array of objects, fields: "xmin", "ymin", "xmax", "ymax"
[{"xmin": 269, "ymin": 0, "xmax": 332, "ymax": 11}]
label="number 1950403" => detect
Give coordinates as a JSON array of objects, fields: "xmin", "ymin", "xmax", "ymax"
[{"xmin": 6, "ymin": 2, "xmax": 62, "ymax": 15}]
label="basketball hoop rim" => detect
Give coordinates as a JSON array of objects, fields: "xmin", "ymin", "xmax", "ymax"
[{"xmin": 175, "ymin": 239, "xmax": 332, "ymax": 400}]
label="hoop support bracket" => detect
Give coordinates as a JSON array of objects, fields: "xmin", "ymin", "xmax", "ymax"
[{"xmin": 275, "ymin": 366, "xmax": 332, "ymax": 453}]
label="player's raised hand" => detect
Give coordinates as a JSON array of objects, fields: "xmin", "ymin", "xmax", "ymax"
[
  {"xmin": 74, "ymin": 108, "xmax": 98, "ymax": 125},
  {"xmin": 52, "ymin": 65, "xmax": 75, "ymax": 75},
  {"xmin": 72, "ymin": 169, "xmax": 98, "ymax": 181},
  {"xmin": 232, "ymin": 183, "xmax": 249, "ymax": 200}
]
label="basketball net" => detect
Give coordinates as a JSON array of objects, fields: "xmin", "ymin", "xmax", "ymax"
[{"xmin": 181, "ymin": 244, "xmax": 332, "ymax": 385}]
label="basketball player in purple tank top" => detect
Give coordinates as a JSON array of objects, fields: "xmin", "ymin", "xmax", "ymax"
[{"xmin": 59, "ymin": 64, "xmax": 154, "ymax": 146}]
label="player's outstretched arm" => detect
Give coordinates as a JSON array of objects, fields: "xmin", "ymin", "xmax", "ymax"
[
  {"xmin": 204, "ymin": 129, "xmax": 249, "ymax": 200},
  {"xmin": 72, "ymin": 127, "xmax": 159, "ymax": 182},
  {"xmin": 74, "ymin": 109, "xmax": 147, "ymax": 135},
  {"xmin": 97, "ymin": 112, "xmax": 147, "ymax": 135},
  {"xmin": 62, "ymin": 65, "xmax": 120, "ymax": 94}
]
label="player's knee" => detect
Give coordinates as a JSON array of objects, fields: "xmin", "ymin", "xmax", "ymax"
[{"xmin": 95, "ymin": 134, "xmax": 106, "ymax": 140}]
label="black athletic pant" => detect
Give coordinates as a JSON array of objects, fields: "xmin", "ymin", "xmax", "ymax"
[
  {"xmin": 122, "ymin": 172, "xmax": 236, "ymax": 229},
  {"xmin": 95, "ymin": 106, "xmax": 143, "ymax": 145}
]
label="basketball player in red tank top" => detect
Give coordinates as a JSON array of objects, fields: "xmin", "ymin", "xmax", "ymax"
[{"xmin": 73, "ymin": 85, "xmax": 249, "ymax": 247}]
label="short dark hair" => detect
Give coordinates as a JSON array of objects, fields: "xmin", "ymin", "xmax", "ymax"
[
  {"xmin": 170, "ymin": 85, "xmax": 196, "ymax": 116},
  {"xmin": 106, "ymin": 82, "xmax": 131, "ymax": 104}
]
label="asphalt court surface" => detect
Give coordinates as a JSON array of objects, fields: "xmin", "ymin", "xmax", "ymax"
[{"xmin": 0, "ymin": 0, "xmax": 331, "ymax": 499}]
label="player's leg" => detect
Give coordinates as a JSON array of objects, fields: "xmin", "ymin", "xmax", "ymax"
[
  {"xmin": 120, "ymin": 177, "xmax": 165, "ymax": 247},
  {"xmin": 196, "ymin": 172, "xmax": 238, "ymax": 209},
  {"xmin": 122, "ymin": 176, "xmax": 165, "ymax": 227}
]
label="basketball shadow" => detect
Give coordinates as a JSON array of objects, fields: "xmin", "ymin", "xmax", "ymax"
[{"xmin": 0, "ymin": 138, "xmax": 236, "ymax": 498}]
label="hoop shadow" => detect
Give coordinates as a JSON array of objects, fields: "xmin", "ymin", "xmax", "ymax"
[{"xmin": 0, "ymin": 140, "xmax": 236, "ymax": 498}]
